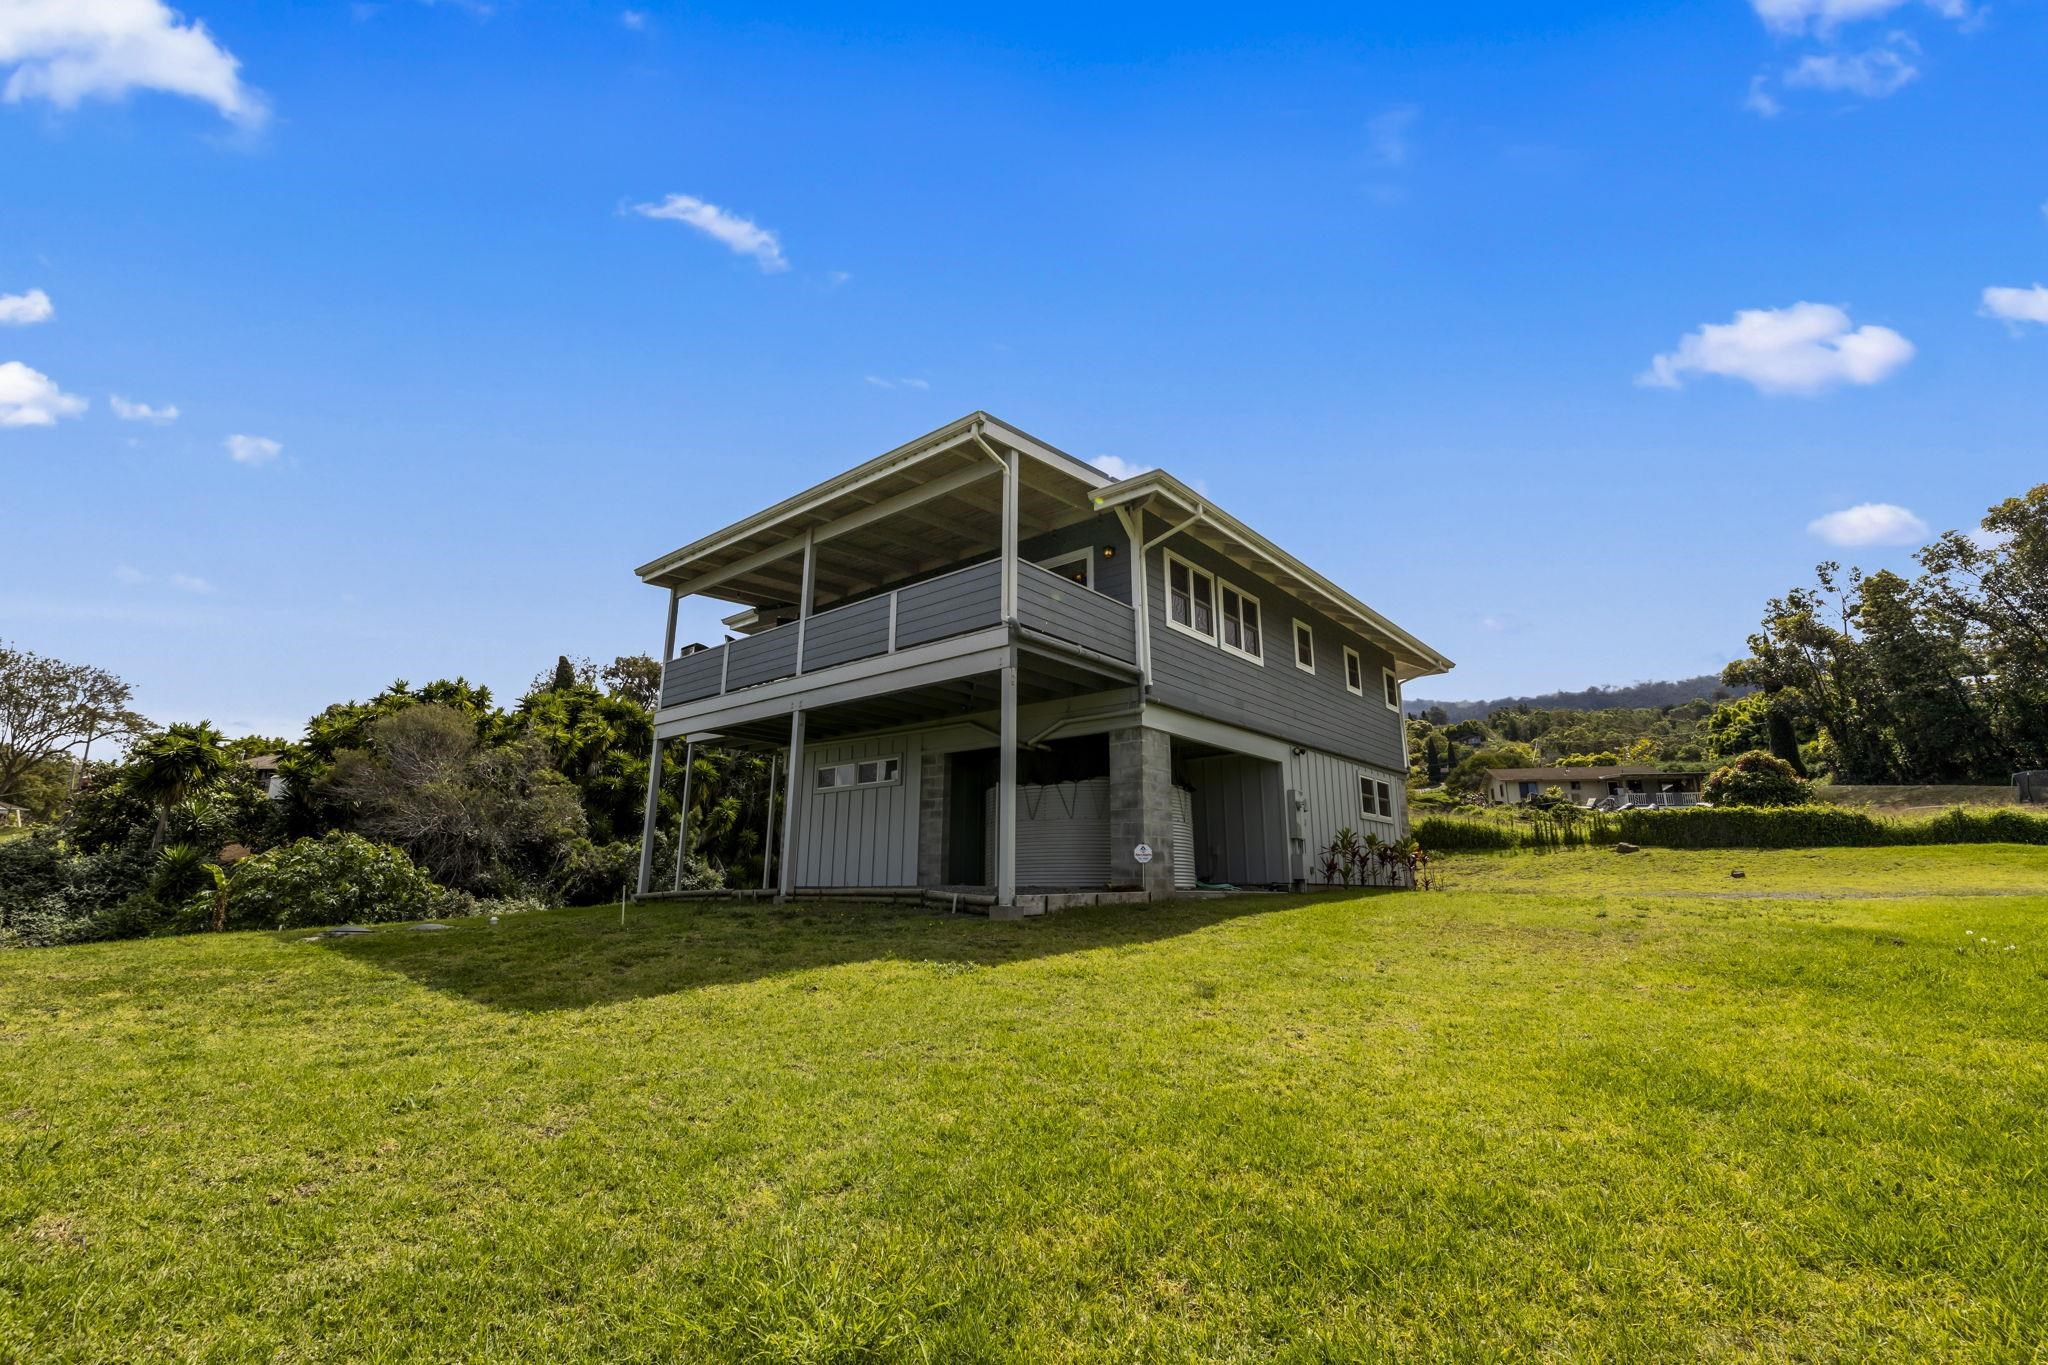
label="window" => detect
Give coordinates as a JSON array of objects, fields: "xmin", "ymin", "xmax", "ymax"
[
  {"xmin": 1218, "ymin": 580, "xmax": 1263, "ymax": 663},
  {"xmin": 1164, "ymin": 550, "xmax": 1215, "ymax": 641},
  {"xmin": 1359, "ymin": 776, "xmax": 1394, "ymax": 819},
  {"xmin": 1038, "ymin": 549, "xmax": 1092, "ymax": 589},
  {"xmin": 815, "ymin": 756, "xmax": 901, "ymax": 791},
  {"xmin": 1382, "ymin": 667, "xmax": 1400, "ymax": 712},
  {"xmin": 1292, "ymin": 620, "xmax": 1315, "ymax": 673},
  {"xmin": 1343, "ymin": 646, "xmax": 1364, "ymax": 696}
]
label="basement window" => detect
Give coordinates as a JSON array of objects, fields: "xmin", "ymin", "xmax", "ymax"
[
  {"xmin": 816, "ymin": 756, "xmax": 902, "ymax": 791},
  {"xmin": 1359, "ymin": 776, "xmax": 1394, "ymax": 820}
]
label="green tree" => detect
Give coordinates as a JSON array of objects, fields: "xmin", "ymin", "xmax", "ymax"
[
  {"xmin": 126, "ymin": 722, "xmax": 230, "ymax": 853},
  {"xmin": 1702, "ymin": 750, "xmax": 1811, "ymax": 807}
]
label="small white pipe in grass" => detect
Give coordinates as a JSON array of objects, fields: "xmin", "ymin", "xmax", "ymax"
[{"xmin": 620, "ymin": 881, "xmax": 627, "ymax": 927}]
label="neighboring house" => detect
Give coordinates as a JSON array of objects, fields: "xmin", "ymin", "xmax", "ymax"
[
  {"xmin": 1484, "ymin": 765, "xmax": 1707, "ymax": 807},
  {"xmin": 245, "ymin": 755, "xmax": 287, "ymax": 801},
  {"xmin": 634, "ymin": 412, "xmax": 1452, "ymax": 911}
]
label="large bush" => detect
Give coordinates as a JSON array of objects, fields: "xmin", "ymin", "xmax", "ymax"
[
  {"xmin": 1703, "ymin": 750, "xmax": 1811, "ymax": 808},
  {"xmin": 1416, "ymin": 803, "xmax": 2048, "ymax": 854},
  {"xmin": 228, "ymin": 832, "xmax": 441, "ymax": 930}
]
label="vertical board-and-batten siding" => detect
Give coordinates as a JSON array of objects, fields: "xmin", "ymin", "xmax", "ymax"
[
  {"xmin": 1142, "ymin": 523, "xmax": 1405, "ymax": 771},
  {"xmin": 1184, "ymin": 755, "xmax": 1290, "ymax": 885},
  {"xmin": 796, "ymin": 735, "xmax": 922, "ymax": 887},
  {"xmin": 1290, "ymin": 747, "xmax": 1403, "ymax": 883}
]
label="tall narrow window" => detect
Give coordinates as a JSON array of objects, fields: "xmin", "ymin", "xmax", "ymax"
[
  {"xmin": 1219, "ymin": 581, "xmax": 1262, "ymax": 663},
  {"xmin": 1343, "ymin": 646, "xmax": 1364, "ymax": 696},
  {"xmin": 1382, "ymin": 667, "xmax": 1400, "ymax": 712},
  {"xmin": 1293, "ymin": 620, "xmax": 1315, "ymax": 673},
  {"xmin": 1164, "ymin": 551, "xmax": 1216, "ymax": 642}
]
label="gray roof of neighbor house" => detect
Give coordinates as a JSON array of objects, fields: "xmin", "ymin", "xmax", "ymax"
[
  {"xmin": 636, "ymin": 412, "xmax": 1454, "ymax": 681},
  {"xmin": 1486, "ymin": 765, "xmax": 1707, "ymax": 782}
]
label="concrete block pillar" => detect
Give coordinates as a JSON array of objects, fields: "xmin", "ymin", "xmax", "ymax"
[
  {"xmin": 917, "ymin": 750, "xmax": 949, "ymax": 887},
  {"xmin": 1109, "ymin": 725, "xmax": 1175, "ymax": 895}
]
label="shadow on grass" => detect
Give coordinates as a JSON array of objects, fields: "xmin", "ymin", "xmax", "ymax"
[{"xmin": 320, "ymin": 891, "xmax": 1378, "ymax": 1013}]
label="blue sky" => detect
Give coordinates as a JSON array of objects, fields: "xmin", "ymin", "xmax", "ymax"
[{"xmin": 3, "ymin": 0, "xmax": 2044, "ymax": 732}]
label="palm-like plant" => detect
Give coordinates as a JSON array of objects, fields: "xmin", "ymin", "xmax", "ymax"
[{"xmin": 127, "ymin": 721, "xmax": 230, "ymax": 853}]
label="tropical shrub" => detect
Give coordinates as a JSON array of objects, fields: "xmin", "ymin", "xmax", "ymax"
[
  {"xmin": 1703, "ymin": 750, "xmax": 1811, "ymax": 808},
  {"xmin": 1416, "ymin": 803, "xmax": 2048, "ymax": 853},
  {"xmin": 228, "ymin": 832, "xmax": 441, "ymax": 930}
]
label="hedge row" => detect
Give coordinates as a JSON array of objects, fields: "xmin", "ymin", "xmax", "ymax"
[{"xmin": 1414, "ymin": 804, "xmax": 2048, "ymax": 854}]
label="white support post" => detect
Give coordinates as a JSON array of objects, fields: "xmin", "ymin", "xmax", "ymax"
[
  {"xmin": 635, "ymin": 736, "xmax": 664, "ymax": 897},
  {"xmin": 997, "ymin": 657, "xmax": 1018, "ymax": 906},
  {"xmin": 777, "ymin": 709, "xmax": 806, "ymax": 900},
  {"xmin": 1000, "ymin": 447, "xmax": 1020, "ymax": 623},
  {"xmin": 1113, "ymin": 506, "xmax": 1151, "ymax": 688},
  {"xmin": 760, "ymin": 752, "xmax": 780, "ymax": 890},
  {"xmin": 794, "ymin": 528, "xmax": 817, "ymax": 675},
  {"xmin": 886, "ymin": 591, "xmax": 898, "ymax": 653},
  {"xmin": 670, "ymin": 741, "xmax": 695, "ymax": 891}
]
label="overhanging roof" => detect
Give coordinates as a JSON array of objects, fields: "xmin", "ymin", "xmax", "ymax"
[
  {"xmin": 635, "ymin": 412, "xmax": 1108, "ymax": 608},
  {"xmin": 1088, "ymin": 470, "xmax": 1455, "ymax": 682}
]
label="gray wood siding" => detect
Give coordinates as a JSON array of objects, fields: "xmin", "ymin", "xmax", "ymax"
[
  {"xmin": 1019, "ymin": 513, "xmax": 1132, "ymax": 603},
  {"xmin": 796, "ymin": 734, "xmax": 922, "ymax": 887},
  {"xmin": 1017, "ymin": 562, "xmax": 1137, "ymax": 662},
  {"xmin": 802, "ymin": 596, "xmax": 891, "ymax": 671},
  {"xmin": 895, "ymin": 560, "xmax": 1002, "ymax": 648},
  {"xmin": 725, "ymin": 621, "xmax": 801, "ymax": 691},
  {"xmin": 1290, "ymin": 747, "xmax": 1404, "ymax": 884},
  {"xmin": 1185, "ymin": 754, "xmax": 1289, "ymax": 885},
  {"xmin": 660, "ymin": 649, "xmax": 725, "ymax": 708},
  {"xmin": 1144, "ymin": 533, "xmax": 1404, "ymax": 769}
]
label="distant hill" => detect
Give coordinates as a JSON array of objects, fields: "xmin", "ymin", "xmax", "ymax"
[{"xmin": 1407, "ymin": 674, "xmax": 1743, "ymax": 722}]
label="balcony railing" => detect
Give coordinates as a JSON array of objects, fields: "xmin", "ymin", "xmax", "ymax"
[{"xmin": 660, "ymin": 558, "xmax": 1136, "ymax": 710}]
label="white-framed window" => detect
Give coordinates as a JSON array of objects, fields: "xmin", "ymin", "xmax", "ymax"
[
  {"xmin": 1292, "ymin": 620, "xmax": 1315, "ymax": 673},
  {"xmin": 1217, "ymin": 580, "xmax": 1263, "ymax": 664},
  {"xmin": 1382, "ymin": 667, "xmax": 1400, "ymax": 712},
  {"xmin": 1343, "ymin": 645, "xmax": 1364, "ymax": 696},
  {"xmin": 1164, "ymin": 550, "xmax": 1216, "ymax": 642},
  {"xmin": 1359, "ymin": 775, "xmax": 1394, "ymax": 820},
  {"xmin": 815, "ymin": 755, "xmax": 902, "ymax": 791},
  {"xmin": 1038, "ymin": 549, "xmax": 1093, "ymax": 589}
]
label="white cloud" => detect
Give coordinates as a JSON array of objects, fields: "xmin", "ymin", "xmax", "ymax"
[
  {"xmin": 0, "ymin": 360, "xmax": 86, "ymax": 426},
  {"xmin": 1749, "ymin": 0, "xmax": 1970, "ymax": 36},
  {"xmin": 1981, "ymin": 284, "xmax": 2048, "ymax": 325},
  {"xmin": 110, "ymin": 393, "xmax": 179, "ymax": 422},
  {"xmin": 1783, "ymin": 44, "xmax": 1919, "ymax": 97},
  {"xmin": 224, "ymin": 432, "xmax": 280, "ymax": 464},
  {"xmin": 1366, "ymin": 105, "xmax": 1418, "ymax": 168},
  {"xmin": 0, "ymin": 0, "xmax": 266, "ymax": 125},
  {"xmin": 620, "ymin": 8, "xmax": 647, "ymax": 29},
  {"xmin": 1807, "ymin": 502, "xmax": 1929, "ymax": 546},
  {"xmin": 863, "ymin": 375, "xmax": 929, "ymax": 390},
  {"xmin": 1088, "ymin": 454, "xmax": 1155, "ymax": 481},
  {"xmin": 168, "ymin": 572, "xmax": 213, "ymax": 593},
  {"xmin": 1744, "ymin": 74, "xmax": 1783, "ymax": 116},
  {"xmin": 0, "ymin": 288, "xmax": 53, "ymax": 325},
  {"xmin": 1638, "ymin": 301, "xmax": 1913, "ymax": 394},
  {"xmin": 631, "ymin": 193, "xmax": 789, "ymax": 273},
  {"xmin": 112, "ymin": 564, "xmax": 147, "ymax": 585}
]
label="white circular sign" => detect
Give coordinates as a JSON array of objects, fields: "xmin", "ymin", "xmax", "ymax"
[{"xmin": 1133, "ymin": 843, "xmax": 1154, "ymax": 864}]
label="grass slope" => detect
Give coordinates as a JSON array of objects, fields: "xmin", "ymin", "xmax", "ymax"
[{"xmin": 5, "ymin": 848, "xmax": 2047, "ymax": 1361}]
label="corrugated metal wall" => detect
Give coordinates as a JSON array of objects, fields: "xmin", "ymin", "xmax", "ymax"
[
  {"xmin": 981, "ymin": 778, "xmax": 1112, "ymax": 886},
  {"xmin": 1289, "ymin": 747, "xmax": 1404, "ymax": 884},
  {"xmin": 1185, "ymin": 755, "xmax": 1289, "ymax": 885},
  {"xmin": 795, "ymin": 734, "xmax": 922, "ymax": 887}
]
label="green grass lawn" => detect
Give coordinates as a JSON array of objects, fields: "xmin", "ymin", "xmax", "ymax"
[{"xmin": 5, "ymin": 847, "xmax": 2046, "ymax": 1361}]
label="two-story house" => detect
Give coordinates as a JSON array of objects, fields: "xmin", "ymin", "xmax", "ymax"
[{"xmin": 633, "ymin": 413, "xmax": 1451, "ymax": 913}]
